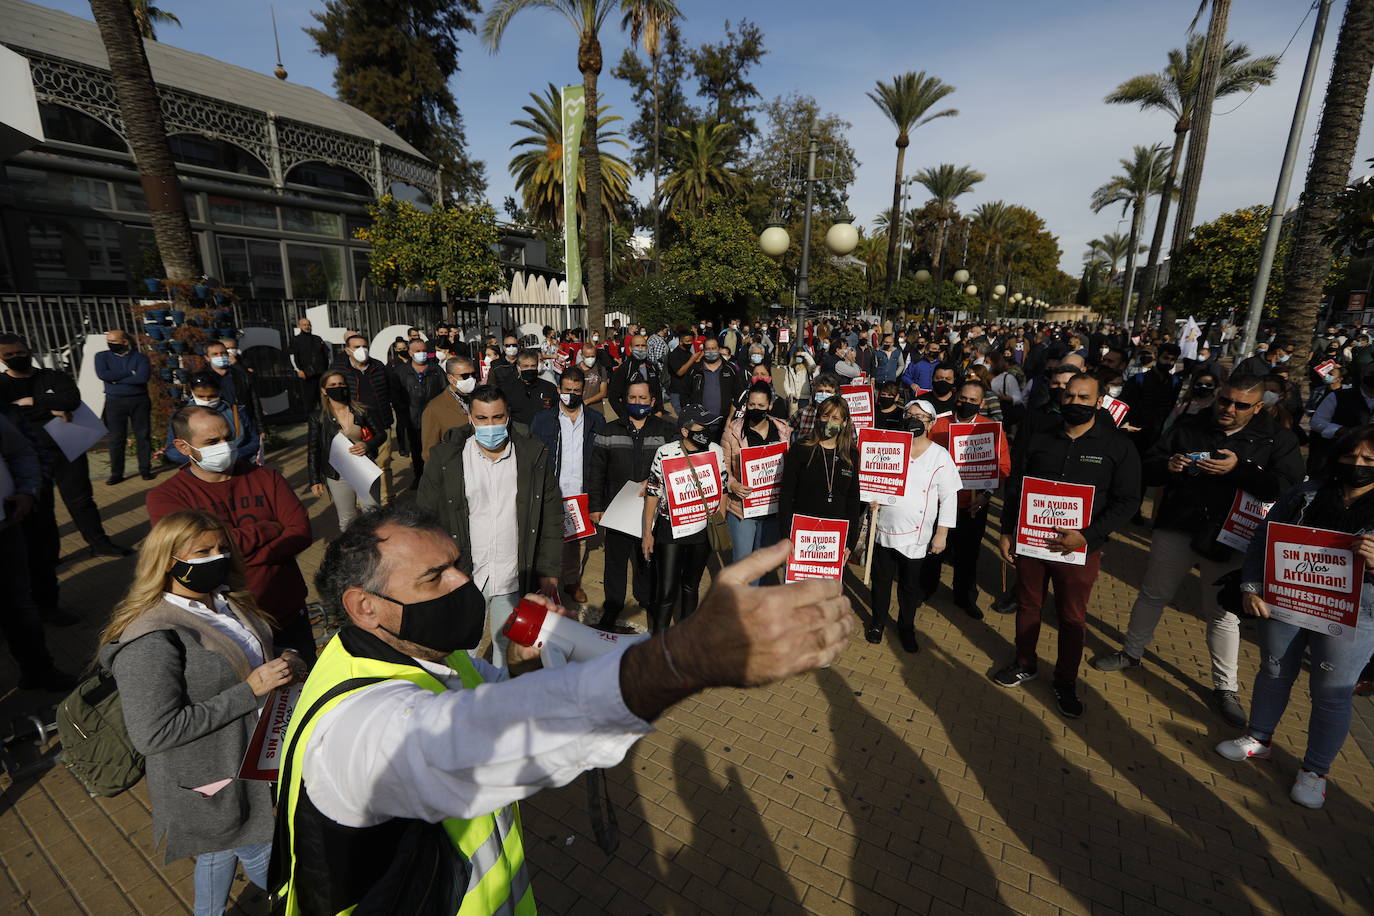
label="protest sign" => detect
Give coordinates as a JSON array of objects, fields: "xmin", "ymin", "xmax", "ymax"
[
  {"xmin": 949, "ymin": 421, "xmax": 1003, "ymax": 490},
  {"xmin": 562, "ymin": 493, "xmax": 594, "ymax": 541},
  {"xmin": 1215, "ymin": 490, "xmax": 1274, "ymax": 551},
  {"xmin": 1314, "ymin": 359, "xmax": 1338, "ymax": 382},
  {"xmin": 239, "ymin": 683, "xmax": 303, "ymax": 781},
  {"xmin": 857, "ymin": 428, "xmax": 912, "ymax": 504},
  {"xmin": 1015, "ymin": 476, "xmax": 1095, "ymax": 565},
  {"xmin": 841, "ymin": 384, "xmax": 875, "ymax": 430},
  {"xmin": 1100, "ymin": 395, "xmax": 1129, "ymax": 427},
  {"xmin": 740, "ymin": 442, "xmax": 788, "ymax": 518},
  {"xmin": 661, "ymin": 450, "xmax": 723, "ymax": 538},
  {"xmin": 785, "ymin": 515, "xmax": 850, "ymax": 582},
  {"xmin": 1263, "ymin": 522, "xmax": 1364, "ymax": 638},
  {"xmin": 778, "ymin": 328, "xmax": 790, "ymax": 344}
]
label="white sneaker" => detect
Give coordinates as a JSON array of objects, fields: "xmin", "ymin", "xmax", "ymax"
[
  {"xmin": 1215, "ymin": 735, "xmax": 1272, "ymax": 762},
  {"xmin": 1290, "ymin": 769, "xmax": 1326, "ymax": 809}
]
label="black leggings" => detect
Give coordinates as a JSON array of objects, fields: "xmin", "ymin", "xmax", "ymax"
[
  {"xmin": 871, "ymin": 543, "xmax": 924, "ymax": 632},
  {"xmin": 649, "ymin": 534, "xmax": 711, "ymax": 634}
]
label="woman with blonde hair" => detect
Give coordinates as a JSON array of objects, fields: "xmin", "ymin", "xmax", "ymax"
[
  {"xmin": 99, "ymin": 510, "xmax": 305, "ymax": 916},
  {"xmin": 306, "ymin": 369, "xmax": 388, "ymax": 526},
  {"xmin": 778, "ymin": 394, "xmax": 864, "ymax": 562}
]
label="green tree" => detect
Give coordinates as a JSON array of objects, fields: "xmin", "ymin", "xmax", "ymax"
[
  {"xmin": 308, "ymin": 0, "xmax": 487, "ymax": 203},
  {"xmin": 612, "ymin": 21, "xmax": 694, "ymax": 173},
  {"xmin": 620, "ymin": 3, "xmax": 682, "ymax": 266},
  {"xmin": 1106, "ymin": 33, "xmax": 1278, "ymax": 323},
  {"xmin": 912, "ymin": 163, "xmax": 984, "ymax": 269},
  {"xmin": 970, "ymin": 200, "xmax": 1016, "ymax": 288},
  {"xmin": 129, "ymin": 0, "xmax": 180, "ymax": 40},
  {"xmin": 1325, "ymin": 159, "xmax": 1374, "ymax": 255},
  {"xmin": 747, "ymin": 93, "xmax": 858, "ymax": 222},
  {"xmin": 867, "ymin": 71, "xmax": 957, "ymax": 307},
  {"xmin": 661, "ymin": 202, "xmax": 783, "ymax": 314},
  {"xmin": 689, "ymin": 19, "xmax": 767, "ymax": 153},
  {"xmin": 658, "ymin": 122, "xmax": 745, "ymax": 217},
  {"xmin": 507, "ymin": 83, "xmax": 631, "ymax": 228},
  {"xmin": 355, "ymin": 194, "xmax": 504, "ymax": 299},
  {"xmin": 483, "ymin": 0, "xmax": 681, "ymax": 335},
  {"xmin": 1090, "ymin": 144, "xmax": 1170, "ymax": 322},
  {"xmin": 810, "ymin": 262, "xmax": 866, "ymax": 313},
  {"xmin": 612, "ymin": 273, "xmax": 695, "ymax": 328},
  {"xmin": 1160, "ymin": 205, "xmax": 1285, "ymax": 321}
]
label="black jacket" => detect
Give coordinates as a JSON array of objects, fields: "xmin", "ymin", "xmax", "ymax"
[
  {"xmin": 607, "ymin": 358, "xmax": 665, "ymax": 418},
  {"xmin": 500, "ymin": 377, "xmax": 559, "ymax": 427},
  {"xmin": 778, "ymin": 443, "xmax": 864, "ymax": 549},
  {"xmin": 1120, "ymin": 367, "xmax": 1181, "ymax": 440},
  {"xmin": 529, "ymin": 405, "xmax": 607, "ymax": 493},
  {"xmin": 586, "ymin": 415, "xmax": 677, "ymax": 513},
  {"xmin": 340, "ymin": 359, "xmax": 396, "ymax": 427},
  {"xmin": 389, "ymin": 362, "xmax": 446, "ymax": 428},
  {"xmin": 687, "ymin": 361, "xmax": 744, "ymax": 417},
  {"xmin": 664, "ymin": 347, "xmax": 695, "ymax": 396},
  {"xmin": 1143, "ymin": 410, "xmax": 1303, "ymax": 535},
  {"xmin": 1003, "ymin": 415, "xmax": 1142, "ymax": 553},
  {"xmin": 306, "ymin": 405, "xmax": 388, "ymax": 485},
  {"xmin": 289, "ymin": 332, "xmax": 331, "ymax": 377},
  {"xmin": 0, "ymin": 368, "xmax": 81, "ymax": 451}
]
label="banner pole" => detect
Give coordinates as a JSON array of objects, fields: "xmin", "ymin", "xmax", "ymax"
[{"xmin": 863, "ymin": 503, "xmax": 877, "ymax": 586}]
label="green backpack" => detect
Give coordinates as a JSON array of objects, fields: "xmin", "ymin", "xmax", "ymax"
[{"xmin": 55, "ymin": 669, "xmax": 144, "ymax": 797}]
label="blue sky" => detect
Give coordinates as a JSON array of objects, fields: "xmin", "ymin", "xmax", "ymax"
[{"xmin": 41, "ymin": 0, "xmax": 1374, "ymax": 276}]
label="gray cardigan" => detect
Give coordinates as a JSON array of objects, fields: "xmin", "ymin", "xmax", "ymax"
[{"xmin": 99, "ymin": 596, "xmax": 275, "ymax": 862}]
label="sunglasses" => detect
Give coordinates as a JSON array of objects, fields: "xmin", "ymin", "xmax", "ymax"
[
  {"xmin": 1217, "ymin": 396, "xmax": 1256, "ymax": 410},
  {"xmin": 453, "ymin": 372, "xmax": 475, "ymax": 380}
]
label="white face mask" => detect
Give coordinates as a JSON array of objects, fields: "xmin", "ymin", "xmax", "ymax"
[
  {"xmin": 583, "ymin": 355, "xmax": 596, "ymax": 367},
  {"xmin": 1107, "ymin": 384, "xmax": 1123, "ymax": 398},
  {"xmin": 191, "ymin": 396, "xmax": 220, "ymax": 408},
  {"xmin": 190, "ymin": 440, "xmax": 234, "ymax": 473},
  {"xmin": 1262, "ymin": 390, "xmax": 1280, "ymax": 407},
  {"xmin": 351, "ymin": 346, "xmax": 369, "ymax": 362},
  {"xmin": 505, "ymin": 345, "xmax": 518, "ymax": 357},
  {"xmin": 454, "ymin": 377, "xmax": 476, "ymax": 395}
]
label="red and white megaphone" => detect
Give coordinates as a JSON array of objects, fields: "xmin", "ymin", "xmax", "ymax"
[{"xmin": 503, "ymin": 599, "xmax": 650, "ymax": 667}]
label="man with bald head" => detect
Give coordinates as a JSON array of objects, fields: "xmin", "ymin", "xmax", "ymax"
[
  {"xmin": 97, "ymin": 328, "xmax": 153, "ymax": 483},
  {"xmin": 147, "ymin": 405, "xmax": 316, "ymax": 658},
  {"xmin": 607, "ymin": 332, "xmax": 665, "ymax": 419},
  {"xmin": 420, "ymin": 356, "xmax": 476, "ymax": 461}
]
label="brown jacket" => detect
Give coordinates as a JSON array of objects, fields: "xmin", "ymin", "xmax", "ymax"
[{"xmin": 420, "ymin": 390, "xmax": 471, "ymax": 462}]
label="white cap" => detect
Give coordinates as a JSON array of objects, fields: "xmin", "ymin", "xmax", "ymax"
[{"xmin": 909, "ymin": 399, "xmax": 937, "ymax": 417}]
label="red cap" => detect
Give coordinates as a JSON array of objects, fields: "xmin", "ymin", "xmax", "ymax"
[{"xmin": 502, "ymin": 599, "xmax": 549, "ymax": 647}]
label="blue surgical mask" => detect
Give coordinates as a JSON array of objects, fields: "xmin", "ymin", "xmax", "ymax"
[
  {"xmin": 412, "ymin": 352, "xmax": 428, "ymax": 365},
  {"xmin": 473, "ymin": 423, "xmax": 508, "ymax": 450},
  {"xmin": 814, "ymin": 391, "xmax": 832, "ymax": 403},
  {"xmin": 750, "ymin": 353, "xmax": 763, "ymax": 365},
  {"xmin": 210, "ymin": 356, "xmax": 231, "ymax": 369}
]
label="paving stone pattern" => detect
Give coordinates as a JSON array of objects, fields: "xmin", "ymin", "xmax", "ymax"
[{"xmin": 1, "ymin": 429, "xmax": 1371, "ymax": 914}]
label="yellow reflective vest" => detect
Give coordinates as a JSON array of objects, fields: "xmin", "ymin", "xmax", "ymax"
[{"xmin": 271, "ymin": 630, "xmax": 535, "ymax": 915}]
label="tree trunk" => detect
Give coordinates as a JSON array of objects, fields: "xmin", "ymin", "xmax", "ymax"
[
  {"xmin": 1277, "ymin": 0, "xmax": 1374, "ymax": 367},
  {"xmin": 87, "ymin": 0, "xmax": 199, "ymax": 290},
  {"xmin": 1120, "ymin": 197, "xmax": 1146, "ymax": 323},
  {"xmin": 1136, "ymin": 121, "xmax": 1188, "ymax": 328},
  {"xmin": 651, "ymin": 50, "xmax": 661, "ymax": 274},
  {"xmin": 882, "ymin": 135, "xmax": 908, "ymax": 307},
  {"xmin": 1166, "ymin": 0, "xmax": 1231, "ymax": 334},
  {"xmin": 580, "ymin": 33, "xmax": 606, "ymax": 335}
]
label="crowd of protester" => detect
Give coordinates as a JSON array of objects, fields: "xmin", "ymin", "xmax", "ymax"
[{"xmin": 3, "ymin": 309, "xmax": 1373, "ymax": 912}]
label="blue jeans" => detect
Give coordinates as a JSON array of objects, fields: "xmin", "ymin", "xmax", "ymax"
[
  {"xmin": 726, "ymin": 514, "xmax": 781, "ymax": 584},
  {"xmin": 669, "ymin": 392, "xmax": 684, "ymax": 417},
  {"xmin": 1247, "ymin": 598, "xmax": 1374, "ymax": 775},
  {"xmin": 194, "ymin": 840, "xmax": 270, "ymax": 916},
  {"xmin": 470, "ymin": 591, "xmax": 518, "ymax": 671}
]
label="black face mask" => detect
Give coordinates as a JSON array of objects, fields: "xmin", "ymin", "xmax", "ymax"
[
  {"xmin": 1334, "ymin": 462, "xmax": 1374, "ymax": 488},
  {"xmin": 878, "ymin": 395, "xmax": 897, "ymax": 409},
  {"xmin": 686, "ymin": 429, "xmax": 711, "ymax": 449},
  {"xmin": 520, "ymin": 368, "xmax": 539, "ymax": 385},
  {"xmin": 5, "ymin": 355, "xmax": 32, "ymax": 374},
  {"xmin": 107, "ymin": 343, "xmax": 128, "ymax": 354},
  {"xmin": 744, "ymin": 408, "xmax": 768, "ymax": 426},
  {"xmin": 325, "ymin": 387, "xmax": 351, "ymax": 404},
  {"xmin": 931, "ymin": 380, "xmax": 954, "ymax": 397},
  {"xmin": 375, "ymin": 580, "xmax": 487, "ymax": 654},
  {"xmin": 955, "ymin": 403, "xmax": 979, "ymax": 421},
  {"xmin": 1060, "ymin": 402, "xmax": 1097, "ymax": 426},
  {"xmin": 905, "ymin": 417, "xmax": 926, "ymax": 438},
  {"xmin": 170, "ymin": 554, "xmax": 232, "ymax": 594}
]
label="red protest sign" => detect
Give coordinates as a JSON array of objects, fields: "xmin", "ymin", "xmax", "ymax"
[
  {"xmin": 238, "ymin": 682, "xmax": 303, "ymax": 781},
  {"xmin": 692, "ymin": 336, "xmax": 706, "ymax": 353},
  {"xmin": 785, "ymin": 514, "xmax": 850, "ymax": 582},
  {"xmin": 1015, "ymin": 476, "xmax": 1095, "ymax": 566},
  {"xmin": 949, "ymin": 420, "xmax": 1003, "ymax": 491},
  {"xmin": 778, "ymin": 328, "xmax": 791, "ymax": 344},
  {"xmin": 661, "ymin": 450, "xmax": 723, "ymax": 539},
  {"xmin": 740, "ymin": 442, "xmax": 788, "ymax": 519},
  {"xmin": 857, "ymin": 428, "xmax": 912, "ymax": 504},
  {"xmin": 841, "ymin": 384, "xmax": 875, "ymax": 430},
  {"xmin": 1314, "ymin": 359, "xmax": 1338, "ymax": 382},
  {"xmin": 1215, "ymin": 490, "xmax": 1273, "ymax": 551},
  {"xmin": 562, "ymin": 493, "xmax": 594, "ymax": 541},
  {"xmin": 1263, "ymin": 522, "xmax": 1364, "ymax": 638},
  {"xmin": 1100, "ymin": 395, "xmax": 1129, "ymax": 426}
]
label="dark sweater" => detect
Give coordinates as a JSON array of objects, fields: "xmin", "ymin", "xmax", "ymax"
[
  {"xmin": 777, "ymin": 443, "xmax": 864, "ymax": 549},
  {"xmin": 95, "ymin": 350, "xmax": 151, "ymax": 398}
]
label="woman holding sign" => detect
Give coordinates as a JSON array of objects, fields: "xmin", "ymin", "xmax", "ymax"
[
  {"xmin": 722, "ymin": 382, "xmax": 793, "ymax": 576},
  {"xmin": 1217, "ymin": 427, "xmax": 1374, "ymax": 810},
  {"xmin": 642, "ymin": 405, "xmax": 729, "ymax": 633},
  {"xmin": 98, "ymin": 511, "xmax": 306, "ymax": 915},
  {"xmin": 307, "ymin": 370, "xmax": 388, "ymax": 528},
  {"xmin": 778, "ymin": 396, "xmax": 864, "ymax": 562}
]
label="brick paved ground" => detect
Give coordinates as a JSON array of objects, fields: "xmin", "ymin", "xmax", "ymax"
[{"xmin": 1, "ymin": 427, "xmax": 1371, "ymax": 914}]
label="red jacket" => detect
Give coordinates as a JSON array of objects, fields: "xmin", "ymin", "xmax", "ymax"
[
  {"xmin": 146, "ymin": 463, "xmax": 311, "ymax": 626},
  {"xmin": 928, "ymin": 415, "xmax": 1012, "ymax": 509}
]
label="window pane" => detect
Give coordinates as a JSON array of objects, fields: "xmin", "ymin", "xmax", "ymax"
[
  {"xmin": 24, "ymin": 215, "xmax": 125, "ymax": 289},
  {"xmin": 6, "ymin": 166, "xmax": 112, "ymax": 208},
  {"xmin": 281, "ymin": 206, "xmax": 342, "ymax": 237},
  {"xmin": 38, "ymin": 103, "xmax": 126, "ymax": 153},
  {"xmin": 208, "ymin": 195, "xmax": 278, "ymax": 229},
  {"xmin": 218, "ymin": 236, "xmax": 286, "ymax": 298},
  {"xmin": 113, "ymin": 184, "xmax": 200, "ymax": 221},
  {"xmin": 351, "ymin": 249, "xmax": 371, "ymax": 297},
  {"xmin": 168, "ymin": 134, "xmax": 269, "ymax": 178},
  {"xmin": 346, "ymin": 213, "xmax": 370, "ymax": 239},
  {"xmin": 285, "ymin": 162, "xmax": 372, "ymax": 197},
  {"xmin": 287, "ymin": 244, "xmax": 344, "ymax": 299}
]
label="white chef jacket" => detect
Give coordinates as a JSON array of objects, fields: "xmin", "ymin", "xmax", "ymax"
[
  {"xmin": 302, "ymin": 645, "xmax": 652, "ymax": 828},
  {"xmin": 875, "ymin": 442, "xmax": 960, "ymax": 559}
]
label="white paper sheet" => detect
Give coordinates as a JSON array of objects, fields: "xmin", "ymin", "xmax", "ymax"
[
  {"xmin": 328, "ymin": 432, "xmax": 381, "ymax": 501},
  {"xmin": 599, "ymin": 479, "xmax": 645, "ymax": 539},
  {"xmin": 44, "ymin": 403, "xmax": 108, "ymax": 462}
]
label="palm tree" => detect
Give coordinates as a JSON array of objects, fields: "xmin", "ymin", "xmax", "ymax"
[
  {"xmin": 483, "ymin": 0, "xmax": 681, "ymax": 333},
  {"xmin": 1277, "ymin": 0, "xmax": 1374, "ymax": 364},
  {"xmin": 1091, "ymin": 232, "xmax": 1134, "ymax": 282},
  {"xmin": 1107, "ymin": 34, "xmax": 1278, "ymax": 325},
  {"xmin": 657, "ymin": 122, "xmax": 744, "ymax": 216},
  {"xmin": 129, "ymin": 0, "xmax": 180, "ymax": 40},
  {"xmin": 1091, "ymin": 145, "xmax": 1170, "ymax": 321},
  {"xmin": 867, "ymin": 72, "xmax": 958, "ymax": 306},
  {"xmin": 972, "ymin": 200, "xmax": 1016, "ymax": 283},
  {"xmin": 87, "ymin": 0, "xmax": 198, "ymax": 289},
  {"xmin": 913, "ymin": 163, "xmax": 984, "ymax": 269},
  {"xmin": 508, "ymin": 84, "xmax": 631, "ymax": 228},
  {"xmin": 623, "ymin": 3, "xmax": 681, "ymax": 271}
]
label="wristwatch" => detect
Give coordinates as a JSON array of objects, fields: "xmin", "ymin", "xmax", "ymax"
[{"xmin": 1239, "ymin": 582, "xmax": 1262, "ymax": 595}]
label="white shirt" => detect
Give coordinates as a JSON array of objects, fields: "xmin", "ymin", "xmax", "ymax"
[
  {"xmin": 558, "ymin": 407, "xmax": 586, "ymax": 497},
  {"xmin": 462, "ymin": 437, "xmax": 520, "ymax": 596},
  {"xmin": 875, "ymin": 443, "xmax": 960, "ymax": 559},
  {"xmin": 162, "ymin": 590, "xmax": 265, "ymax": 669},
  {"xmin": 303, "ymin": 647, "xmax": 653, "ymax": 828},
  {"xmin": 992, "ymin": 372, "xmax": 1023, "ymax": 406}
]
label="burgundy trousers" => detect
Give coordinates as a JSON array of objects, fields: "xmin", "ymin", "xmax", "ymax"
[{"xmin": 1014, "ymin": 552, "xmax": 1102, "ymax": 684}]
